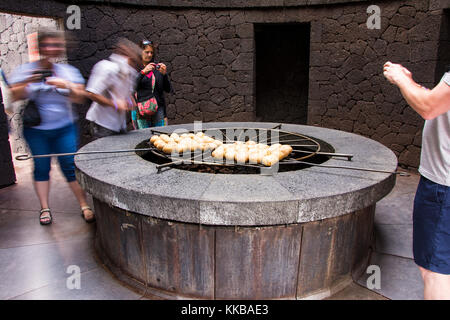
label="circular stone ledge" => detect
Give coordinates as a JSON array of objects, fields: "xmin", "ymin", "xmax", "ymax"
[
  {"xmin": 75, "ymin": 122, "xmax": 397, "ymax": 226},
  {"xmin": 76, "ymin": 0, "xmax": 374, "ymax": 9}
]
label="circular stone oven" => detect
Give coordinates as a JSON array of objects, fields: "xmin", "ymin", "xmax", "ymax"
[{"xmin": 75, "ymin": 122, "xmax": 397, "ymax": 299}]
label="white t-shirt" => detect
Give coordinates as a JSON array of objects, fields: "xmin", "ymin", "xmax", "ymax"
[
  {"xmin": 418, "ymin": 72, "xmax": 450, "ymax": 186},
  {"xmin": 85, "ymin": 53, "xmax": 137, "ymax": 132}
]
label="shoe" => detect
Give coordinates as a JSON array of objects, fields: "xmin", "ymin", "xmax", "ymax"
[
  {"xmin": 39, "ymin": 208, "xmax": 52, "ymax": 225},
  {"xmin": 81, "ymin": 206, "xmax": 95, "ymax": 223}
]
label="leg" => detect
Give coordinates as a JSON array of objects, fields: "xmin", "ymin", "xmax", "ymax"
[
  {"xmin": 419, "ymin": 266, "xmax": 450, "ymax": 299},
  {"xmin": 67, "ymin": 179, "xmax": 89, "ymax": 210},
  {"xmin": 131, "ymin": 109, "xmax": 138, "ymax": 130},
  {"xmin": 413, "ymin": 176, "xmax": 450, "ymax": 299},
  {"xmin": 135, "ymin": 110, "xmax": 151, "ymax": 129},
  {"xmin": 67, "ymin": 180, "xmax": 94, "ymax": 222},
  {"xmin": 23, "ymin": 127, "xmax": 52, "ymax": 224},
  {"xmin": 151, "ymin": 107, "xmax": 166, "ymax": 127},
  {"xmin": 136, "ymin": 118, "xmax": 151, "ymax": 129},
  {"xmin": 34, "ymin": 180, "xmax": 50, "ymax": 209},
  {"xmin": 35, "ymin": 181, "xmax": 52, "ymax": 224},
  {"xmin": 53, "ymin": 124, "xmax": 95, "ymax": 222}
]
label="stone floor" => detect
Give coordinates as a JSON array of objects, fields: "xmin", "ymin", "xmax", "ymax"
[{"xmin": 0, "ymin": 150, "xmax": 423, "ymax": 300}]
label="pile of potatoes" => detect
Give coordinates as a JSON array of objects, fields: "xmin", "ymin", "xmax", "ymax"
[
  {"xmin": 150, "ymin": 133, "xmax": 293, "ymax": 166},
  {"xmin": 212, "ymin": 141, "xmax": 293, "ymax": 166},
  {"xmin": 150, "ymin": 132, "xmax": 223, "ymax": 154}
]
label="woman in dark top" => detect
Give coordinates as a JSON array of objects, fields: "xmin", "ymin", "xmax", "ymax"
[{"xmin": 132, "ymin": 40, "xmax": 172, "ymax": 129}]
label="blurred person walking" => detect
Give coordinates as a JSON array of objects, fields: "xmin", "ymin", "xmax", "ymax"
[
  {"xmin": 85, "ymin": 38, "xmax": 141, "ymax": 138},
  {"xmin": 8, "ymin": 29, "xmax": 94, "ymax": 225},
  {"xmin": 132, "ymin": 39, "xmax": 172, "ymax": 129},
  {"xmin": 384, "ymin": 61, "xmax": 450, "ymax": 299}
]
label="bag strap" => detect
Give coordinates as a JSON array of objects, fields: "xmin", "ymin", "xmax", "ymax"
[{"xmin": 144, "ymin": 71, "xmax": 156, "ymax": 94}]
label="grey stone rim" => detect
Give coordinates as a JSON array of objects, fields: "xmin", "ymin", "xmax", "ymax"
[{"xmin": 75, "ymin": 122, "xmax": 398, "ymax": 226}]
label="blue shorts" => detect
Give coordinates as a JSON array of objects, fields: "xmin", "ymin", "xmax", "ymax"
[
  {"xmin": 23, "ymin": 123, "xmax": 79, "ymax": 182},
  {"xmin": 413, "ymin": 175, "xmax": 450, "ymax": 274}
]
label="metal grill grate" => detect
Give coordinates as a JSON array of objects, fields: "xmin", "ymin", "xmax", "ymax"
[{"xmin": 147, "ymin": 126, "xmax": 350, "ymax": 173}]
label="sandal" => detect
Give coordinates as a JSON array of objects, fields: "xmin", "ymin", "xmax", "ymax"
[
  {"xmin": 81, "ymin": 206, "xmax": 95, "ymax": 223},
  {"xmin": 39, "ymin": 208, "xmax": 52, "ymax": 225}
]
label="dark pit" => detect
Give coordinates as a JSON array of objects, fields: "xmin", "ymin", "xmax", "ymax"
[{"xmin": 136, "ymin": 129, "xmax": 335, "ymax": 174}]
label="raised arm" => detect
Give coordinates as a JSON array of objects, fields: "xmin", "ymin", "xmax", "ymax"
[{"xmin": 383, "ymin": 61, "xmax": 450, "ymax": 120}]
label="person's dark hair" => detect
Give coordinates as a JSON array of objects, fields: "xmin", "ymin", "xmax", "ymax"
[
  {"xmin": 113, "ymin": 38, "xmax": 142, "ymax": 68},
  {"xmin": 37, "ymin": 28, "xmax": 65, "ymax": 48}
]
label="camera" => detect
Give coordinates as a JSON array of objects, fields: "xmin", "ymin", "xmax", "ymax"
[{"xmin": 32, "ymin": 69, "xmax": 53, "ymax": 81}]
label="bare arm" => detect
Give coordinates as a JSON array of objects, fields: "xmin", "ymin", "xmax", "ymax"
[
  {"xmin": 10, "ymin": 76, "xmax": 86, "ymax": 104},
  {"xmin": 84, "ymin": 91, "xmax": 130, "ymax": 111},
  {"xmin": 70, "ymin": 84, "xmax": 86, "ymax": 104},
  {"xmin": 9, "ymin": 74, "xmax": 42, "ymax": 102},
  {"xmin": 383, "ymin": 61, "xmax": 450, "ymax": 120},
  {"xmin": 45, "ymin": 78, "xmax": 86, "ymax": 104}
]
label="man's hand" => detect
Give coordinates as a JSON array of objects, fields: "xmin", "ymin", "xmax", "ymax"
[
  {"xmin": 46, "ymin": 77, "xmax": 70, "ymax": 89},
  {"xmin": 115, "ymin": 98, "xmax": 132, "ymax": 111},
  {"xmin": 382, "ymin": 61, "xmax": 450, "ymax": 119},
  {"xmin": 383, "ymin": 61, "xmax": 412, "ymax": 85},
  {"xmin": 26, "ymin": 73, "xmax": 45, "ymax": 83}
]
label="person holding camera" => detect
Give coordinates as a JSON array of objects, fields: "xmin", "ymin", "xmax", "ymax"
[
  {"xmin": 8, "ymin": 29, "xmax": 95, "ymax": 225},
  {"xmin": 132, "ymin": 40, "xmax": 173, "ymax": 129}
]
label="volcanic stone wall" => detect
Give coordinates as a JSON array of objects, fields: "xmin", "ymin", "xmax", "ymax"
[
  {"xmin": 0, "ymin": 0, "xmax": 447, "ymax": 169},
  {"xmin": 306, "ymin": 0, "xmax": 444, "ymax": 169},
  {"xmin": 0, "ymin": 89, "xmax": 15, "ymax": 187}
]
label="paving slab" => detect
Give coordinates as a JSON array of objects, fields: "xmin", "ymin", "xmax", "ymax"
[
  {"xmin": 0, "ymin": 161, "xmax": 90, "ymax": 213},
  {"xmin": 356, "ymin": 252, "xmax": 424, "ymax": 300},
  {"xmin": 0, "ymin": 237, "xmax": 98, "ymax": 300},
  {"xmin": 326, "ymin": 282, "xmax": 388, "ymax": 300},
  {"xmin": 11, "ymin": 266, "xmax": 143, "ymax": 300},
  {"xmin": 0, "ymin": 208, "xmax": 94, "ymax": 249},
  {"xmin": 375, "ymin": 192, "xmax": 414, "ymax": 225},
  {"xmin": 0, "ymin": 140, "xmax": 425, "ymax": 300},
  {"xmin": 374, "ymin": 224, "xmax": 413, "ymax": 259}
]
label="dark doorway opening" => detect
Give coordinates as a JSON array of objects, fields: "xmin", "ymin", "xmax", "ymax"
[
  {"xmin": 255, "ymin": 23, "xmax": 310, "ymax": 124},
  {"xmin": 436, "ymin": 9, "xmax": 450, "ymax": 85}
]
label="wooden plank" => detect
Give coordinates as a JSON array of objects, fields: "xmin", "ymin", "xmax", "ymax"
[
  {"xmin": 352, "ymin": 205, "xmax": 376, "ymax": 279},
  {"xmin": 328, "ymin": 212, "xmax": 356, "ymax": 284},
  {"xmin": 296, "ymin": 218, "xmax": 335, "ymax": 298},
  {"xmin": 215, "ymin": 225, "xmax": 302, "ymax": 299},
  {"xmin": 93, "ymin": 198, "xmax": 121, "ymax": 269},
  {"xmin": 116, "ymin": 209, "xmax": 146, "ymax": 284},
  {"xmin": 141, "ymin": 218, "xmax": 215, "ymax": 299}
]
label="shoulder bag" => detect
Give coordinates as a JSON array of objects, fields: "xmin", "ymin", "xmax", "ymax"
[
  {"xmin": 137, "ymin": 71, "xmax": 158, "ymax": 118},
  {"xmin": 22, "ymin": 90, "xmax": 41, "ymax": 128}
]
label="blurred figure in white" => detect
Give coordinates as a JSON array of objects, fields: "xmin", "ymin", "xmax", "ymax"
[{"xmin": 85, "ymin": 38, "xmax": 141, "ymax": 139}]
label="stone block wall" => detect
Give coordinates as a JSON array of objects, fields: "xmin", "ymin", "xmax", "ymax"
[
  {"xmin": 0, "ymin": 87, "xmax": 15, "ymax": 187},
  {"xmin": 0, "ymin": 0, "xmax": 447, "ymax": 169},
  {"xmin": 305, "ymin": 1, "xmax": 441, "ymax": 168}
]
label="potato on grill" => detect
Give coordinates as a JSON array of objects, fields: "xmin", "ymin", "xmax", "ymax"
[
  {"xmin": 150, "ymin": 133, "xmax": 222, "ymax": 154},
  {"xmin": 150, "ymin": 134, "xmax": 292, "ymax": 166},
  {"xmin": 211, "ymin": 140, "xmax": 292, "ymax": 166}
]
